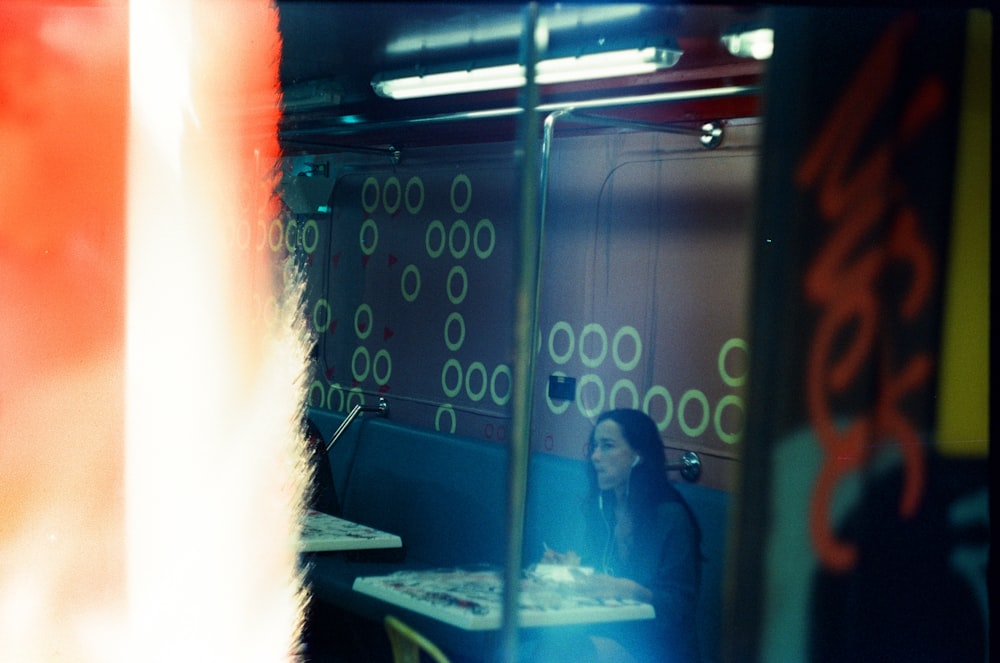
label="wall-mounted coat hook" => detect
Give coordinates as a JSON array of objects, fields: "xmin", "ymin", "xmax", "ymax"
[{"xmin": 666, "ymin": 450, "xmax": 702, "ymax": 482}]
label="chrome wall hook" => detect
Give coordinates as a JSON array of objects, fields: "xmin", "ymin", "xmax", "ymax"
[{"xmin": 667, "ymin": 450, "xmax": 702, "ymax": 482}]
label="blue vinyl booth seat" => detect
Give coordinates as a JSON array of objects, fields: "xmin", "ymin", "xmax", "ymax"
[{"xmin": 302, "ymin": 407, "xmax": 730, "ymax": 663}]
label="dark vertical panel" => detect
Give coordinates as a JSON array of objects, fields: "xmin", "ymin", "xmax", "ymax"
[{"xmin": 732, "ymin": 8, "xmax": 984, "ymax": 662}]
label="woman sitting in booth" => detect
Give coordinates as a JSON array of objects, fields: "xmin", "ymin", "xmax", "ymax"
[{"xmin": 539, "ymin": 408, "xmax": 702, "ymax": 663}]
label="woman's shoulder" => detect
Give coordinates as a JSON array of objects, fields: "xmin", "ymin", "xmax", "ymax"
[
  {"xmin": 650, "ymin": 493, "xmax": 699, "ymax": 535},
  {"xmin": 652, "ymin": 497, "xmax": 693, "ymax": 520}
]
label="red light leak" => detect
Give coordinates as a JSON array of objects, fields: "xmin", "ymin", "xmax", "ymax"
[
  {"xmin": 1, "ymin": 1, "xmax": 299, "ymax": 660},
  {"xmin": 1, "ymin": 3, "xmax": 128, "ymax": 657}
]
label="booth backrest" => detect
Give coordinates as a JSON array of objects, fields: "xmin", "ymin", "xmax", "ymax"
[
  {"xmin": 674, "ymin": 480, "xmax": 730, "ymax": 663},
  {"xmin": 306, "ymin": 407, "xmax": 510, "ymax": 567},
  {"xmin": 523, "ymin": 452, "xmax": 590, "ymax": 559},
  {"xmin": 340, "ymin": 416, "xmax": 509, "ymax": 567}
]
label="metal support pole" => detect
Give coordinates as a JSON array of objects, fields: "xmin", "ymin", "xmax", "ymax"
[{"xmin": 500, "ymin": 4, "xmax": 541, "ymax": 662}]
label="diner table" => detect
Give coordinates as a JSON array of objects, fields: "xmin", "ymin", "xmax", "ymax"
[
  {"xmin": 352, "ymin": 565, "xmax": 655, "ymax": 631},
  {"xmin": 299, "ymin": 510, "xmax": 403, "ymax": 553}
]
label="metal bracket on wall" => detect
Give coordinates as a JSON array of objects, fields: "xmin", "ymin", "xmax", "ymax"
[
  {"xmin": 667, "ymin": 451, "xmax": 702, "ymax": 483},
  {"xmin": 558, "ymin": 111, "xmax": 726, "ymax": 149},
  {"xmin": 699, "ymin": 121, "xmax": 724, "ymax": 149}
]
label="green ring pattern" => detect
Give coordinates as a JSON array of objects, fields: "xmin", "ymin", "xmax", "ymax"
[
  {"xmin": 473, "ymin": 219, "xmax": 495, "ymax": 259},
  {"xmin": 373, "ymin": 349, "xmax": 392, "ymax": 386},
  {"xmin": 548, "ymin": 321, "xmax": 575, "ymax": 365},
  {"xmin": 678, "ymin": 389, "xmax": 710, "ymax": 437},
  {"xmin": 426, "ymin": 220, "xmax": 446, "ymax": 258},
  {"xmin": 444, "ymin": 312, "xmax": 465, "ymax": 351},
  {"xmin": 576, "ymin": 374, "xmax": 605, "ymax": 418},
  {"xmin": 313, "ymin": 299, "xmax": 332, "ymax": 333},
  {"xmin": 450, "ymin": 174, "xmax": 472, "ymax": 213},
  {"xmin": 643, "ymin": 385, "xmax": 674, "ymax": 432},
  {"xmin": 405, "ymin": 177, "xmax": 425, "ymax": 214},
  {"xmin": 441, "ymin": 358, "xmax": 462, "ymax": 398},
  {"xmin": 435, "ymin": 404, "xmax": 457, "ymax": 434},
  {"xmin": 490, "ymin": 364, "xmax": 512, "ymax": 406},
  {"xmin": 359, "ymin": 218, "xmax": 378, "ymax": 255},
  {"xmin": 351, "ymin": 346, "xmax": 371, "ymax": 383},
  {"xmin": 718, "ymin": 337, "xmax": 750, "ymax": 387},
  {"xmin": 382, "ymin": 176, "xmax": 401, "ymax": 214},
  {"xmin": 714, "ymin": 394, "xmax": 745, "ymax": 444},
  {"xmin": 465, "ymin": 361, "xmax": 488, "ymax": 402},
  {"xmin": 401, "ymin": 264, "xmax": 421, "ymax": 302},
  {"xmin": 354, "ymin": 304, "xmax": 373, "ymax": 339},
  {"xmin": 362, "ymin": 176, "xmax": 379, "ymax": 213},
  {"xmin": 447, "ymin": 266, "xmax": 468, "ymax": 305},
  {"xmin": 610, "ymin": 378, "xmax": 640, "ymax": 410},
  {"xmin": 302, "ymin": 218, "xmax": 320, "ymax": 254},
  {"xmin": 612, "ymin": 326, "xmax": 642, "ymax": 372},
  {"xmin": 579, "ymin": 323, "xmax": 608, "ymax": 368},
  {"xmin": 449, "ymin": 219, "xmax": 471, "ymax": 259}
]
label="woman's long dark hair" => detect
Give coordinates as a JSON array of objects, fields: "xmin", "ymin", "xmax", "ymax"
[{"xmin": 586, "ymin": 409, "xmax": 699, "ymax": 540}]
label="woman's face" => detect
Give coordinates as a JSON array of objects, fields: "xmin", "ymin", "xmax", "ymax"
[{"xmin": 590, "ymin": 419, "xmax": 639, "ymax": 496}]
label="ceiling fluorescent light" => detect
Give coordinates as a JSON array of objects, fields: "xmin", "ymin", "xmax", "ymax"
[
  {"xmin": 537, "ymin": 46, "xmax": 681, "ymax": 84},
  {"xmin": 721, "ymin": 27, "xmax": 774, "ymax": 60},
  {"xmin": 374, "ymin": 64, "xmax": 525, "ymax": 100},
  {"xmin": 372, "ymin": 44, "xmax": 683, "ymax": 100}
]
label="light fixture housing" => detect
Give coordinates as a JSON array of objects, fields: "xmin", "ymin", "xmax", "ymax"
[
  {"xmin": 371, "ymin": 41, "xmax": 684, "ymax": 100},
  {"xmin": 720, "ymin": 26, "xmax": 774, "ymax": 60}
]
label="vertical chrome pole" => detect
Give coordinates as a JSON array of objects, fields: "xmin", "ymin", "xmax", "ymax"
[{"xmin": 500, "ymin": 3, "xmax": 541, "ymax": 662}]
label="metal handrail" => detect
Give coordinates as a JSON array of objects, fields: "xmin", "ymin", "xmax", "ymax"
[
  {"xmin": 278, "ymin": 84, "xmax": 759, "ymax": 142},
  {"xmin": 326, "ymin": 397, "xmax": 389, "ymax": 451}
]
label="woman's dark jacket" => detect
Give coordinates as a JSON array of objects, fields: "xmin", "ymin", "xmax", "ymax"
[{"xmin": 580, "ymin": 486, "xmax": 701, "ymax": 663}]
